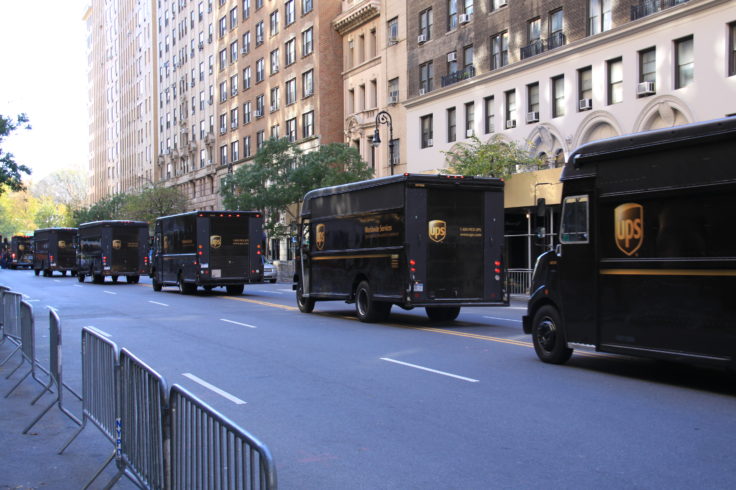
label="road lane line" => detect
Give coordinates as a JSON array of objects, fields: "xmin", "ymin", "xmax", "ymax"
[
  {"xmin": 85, "ymin": 326, "xmax": 112, "ymax": 338},
  {"xmin": 277, "ymin": 288, "xmax": 293, "ymax": 293},
  {"xmin": 381, "ymin": 357, "xmax": 479, "ymax": 383},
  {"xmin": 182, "ymin": 373, "xmax": 247, "ymax": 405},
  {"xmin": 103, "ymin": 290, "xmax": 117, "ymax": 295},
  {"xmin": 74, "ymin": 285, "xmax": 83, "ymax": 288},
  {"xmin": 225, "ymin": 296, "xmax": 298, "ymax": 311},
  {"xmin": 220, "ymin": 318, "xmax": 257, "ymax": 328},
  {"xmin": 148, "ymin": 301, "xmax": 169, "ymax": 307},
  {"xmin": 483, "ymin": 316, "xmax": 522, "ymax": 323},
  {"xmin": 257, "ymin": 290, "xmax": 283, "ymax": 294}
]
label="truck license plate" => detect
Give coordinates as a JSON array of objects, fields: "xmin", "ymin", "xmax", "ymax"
[{"xmin": 212, "ymin": 269, "xmax": 221, "ymax": 278}]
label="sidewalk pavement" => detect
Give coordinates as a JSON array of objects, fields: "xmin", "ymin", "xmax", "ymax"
[{"xmin": 0, "ymin": 339, "xmax": 136, "ymax": 490}]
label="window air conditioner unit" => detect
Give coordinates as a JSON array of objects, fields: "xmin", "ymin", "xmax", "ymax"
[
  {"xmin": 505, "ymin": 119, "xmax": 516, "ymax": 129},
  {"xmin": 447, "ymin": 52, "xmax": 457, "ymax": 62},
  {"xmin": 466, "ymin": 129, "xmax": 474, "ymax": 137},
  {"xmin": 242, "ymin": 47, "xmax": 248, "ymax": 54},
  {"xmin": 256, "ymin": 109, "xmax": 263, "ymax": 117},
  {"xmin": 636, "ymin": 81, "xmax": 655, "ymax": 95},
  {"xmin": 417, "ymin": 34, "xmax": 427, "ymax": 44},
  {"xmin": 388, "ymin": 95, "xmax": 398, "ymax": 104},
  {"xmin": 419, "ymin": 88, "xmax": 427, "ymax": 96},
  {"xmin": 426, "ymin": 138, "xmax": 433, "ymax": 146},
  {"xmin": 526, "ymin": 111, "xmax": 539, "ymax": 123},
  {"xmin": 459, "ymin": 13, "xmax": 470, "ymax": 24},
  {"xmin": 578, "ymin": 98, "xmax": 592, "ymax": 111}
]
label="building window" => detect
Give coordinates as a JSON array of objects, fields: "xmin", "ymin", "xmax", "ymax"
[
  {"xmin": 447, "ymin": 51, "xmax": 457, "ymax": 76},
  {"xmin": 607, "ymin": 58, "xmax": 623, "ymax": 105},
  {"xmin": 730, "ymin": 22, "xmax": 736, "ymax": 77},
  {"xmin": 448, "ymin": 0, "xmax": 458, "ymax": 31},
  {"xmin": 302, "ymin": 27, "xmax": 313, "ymax": 56},
  {"xmin": 387, "ymin": 17, "xmax": 398, "ymax": 44},
  {"xmin": 229, "ymin": 7, "xmax": 238, "ymax": 30},
  {"xmin": 302, "ymin": 111, "xmax": 314, "ymax": 137},
  {"xmin": 256, "ymin": 58, "xmax": 265, "ymax": 82},
  {"xmin": 484, "ymin": 96, "xmax": 495, "ymax": 134},
  {"xmin": 419, "ymin": 8, "xmax": 432, "ymax": 41},
  {"xmin": 243, "ymin": 66, "xmax": 252, "ymax": 90},
  {"xmin": 256, "ymin": 95, "xmax": 264, "ymax": 117},
  {"xmin": 421, "ymin": 115, "xmax": 433, "ymax": 148},
  {"xmin": 219, "ymin": 81, "xmax": 228, "ymax": 102},
  {"xmin": 463, "ymin": 45, "xmax": 474, "ymax": 70},
  {"xmin": 230, "ymin": 74, "xmax": 239, "ymax": 96},
  {"xmin": 219, "ymin": 49, "xmax": 227, "ymax": 71},
  {"xmin": 230, "ymin": 41, "xmax": 239, "ymax": 63},
  {"xmin": 244, "ymin": 135, "xmax": 251, "ymax": 158},
  {"xmin": 675, "ymin": 36, "xmax": 694, "ymax": 89},
  {"xmin": 302, "ymin": 0, "xmax": 312, "ymax": 15},
  {"xmin": 219, "ymin": 16, "xmax": 227, "ymax": 38},
  {"xmin": 552, "ymin": 75, "xmax": 565, "ymax": 118},
  {"xmin": 243, "ymin": 101, "xmax": 251, "ymax": 123},
  {"xmin": 447, "ymin": 107, "xmax": 456, "ymax": 143},
  {"xmin": 242, "ymin": 31, "xmax": 250, "ymax": 54},
  {"xmin": 639, "ymin": 48, "xmax": 656, "ymax": 95},
  {"xmin": 465, "ymin": 102, "xmax": 474, "ymax": 136},
  {"xmin": 463, "ymin": 0, "xmax": 474, "ymax": 16},
  {"xmin": 285, "ymin": 38, "xmax": 296, "ymax": 65},
  {"xmin": 270, "ymin": 124, "xmax": 279, "ymax": 139},
  {"xmin": 302, "ymin": 69, "xmax": 314, "ymax": 97},
  {"xmin": 527, "ymin": 83, "xmax": 539, "ymax": 122},
  {"xmin": 491, "ymin": 32, "xmax": 509, "ymax": 70},
  {"xmin": 286, "ymin": 117, "xmax": 297, "ymax": 142},
  {"xmin": 505, "ymin": 90, "xmax": 516, "ymax": 128},
  {"xmin": 270, "ymin": 49, "xmax": 280, "ymax": 74},
  {"xmin": 491, "ymin": 0, "xmax": 506, "ymax": 10},
  {"xmin": 285, "ymin": 0, "xmax": 295, "ymax": 26},
  {"xmin": 256, "ymin": 21, "xmax": 264, "ymax": 45},
  {"xmin": 578, "ymin": 66, "xmax": 593, "ymax": 110},
  {"xmin": 243, "ymin": 0, "xmax": 250, "ymax": 20},
  {"xmin": 549, "ymin": 9, "xmax": 564, "ymax": 48},
  {"xmin": 286, "ymin": 78, "xmax": 297, "ymax": 105},
  {"xmin": 270, "ymin": 11, "xmax": 279, "ymax": 36},
  {"xmin": 589, "ymin": 0, "xmax": 612, "ymax": 36},
  {"xmin": 270, "ymin": 86, "xmax": 280, "ymax": 111},
  {"xmin": 419, "ymin": 61, "xmax": 433, "ymax": 93},
  {"xmin": 388, "ymin": 77, "xmax": 399, "ymax": 103},
  {"xmin": 219, "ymin": 144, "xmax": 228, "ymax": 165},
  {"xmin": 231, "ymin": 140, "xmax": 239, "ymax": 161},
  {"xmin": 257, "ymin": 130, "xmax": 265, "ymax": 150}
]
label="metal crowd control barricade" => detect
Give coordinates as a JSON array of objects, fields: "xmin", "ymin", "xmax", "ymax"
[
  {"xmin": 0, "ymin": 291, "xmax": 22, "ymax": 366},
  {"xmin": 23, "ymin": 308, "xmax": 83, "ymax": 434},
  {"xmin": 170, "ymin": 384, "xmax": 278, "ymax": 490},
  {"xmin": 0, "ymin": 285, "xmax": 9, "ymax": 340},
  {"xmin": 104, "ymin": 348, "xmax": 169, "ymax": 490},
  {"xmin": 5, "ymin": 300, "xmax": 50, "ymax": 397},
  {"xmin": 59, "ymin": 327, "xmax": 121, "ymax": 490}
]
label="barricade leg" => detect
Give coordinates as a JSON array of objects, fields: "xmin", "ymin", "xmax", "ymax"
[{"xmin": 81, "ymin": 449, "xmax": 117, "ymax": 490}]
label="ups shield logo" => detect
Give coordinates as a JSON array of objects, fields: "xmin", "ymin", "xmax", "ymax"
[
  {"xmin": 615, "ymin": 203, "xmax": 644, "ymax": 256},
  {"xmin": 112, "ymin": 240, "xmax": 122, "ymax": 250},
  {"xmin": 58, "ymin": 240, "xmax": 66, "ymax": 249},
  {"xmin": 428, "ymin": 220, "xmax": 447, "ymax": 243},
  {"xmin": 210, "ymin": 235, "xmax": 222, "ymax": 249},
  {"xmin": 315, "ymin": 224, "xmax": 326, "ymax": 251}
]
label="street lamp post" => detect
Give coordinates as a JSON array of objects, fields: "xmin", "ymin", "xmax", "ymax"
[{"xmin": 371, "ymin": 110, "xmax": 395, "ymax": 175}]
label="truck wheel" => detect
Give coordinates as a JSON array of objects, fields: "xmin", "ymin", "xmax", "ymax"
[
  {"xmin": 126, "ymin": 275, "xmax": 140, "ymax": 284},
  {"xmin": 43, "ymin": 269, "xmax": 51, "ymax": 277},
  {"xmin": 425, "ymin": 306, "xmax": 461, "ymax": 322},
  {"xmin": 77, "ymin": 273, "xmax": 85, "ymax": 283},
  {"xmin": 178, "ymin": 275, "xmax": 197, "ymax": 294},
  {"xmin": 152, "ymin": 276, "xmax": 162, "ymax": 291},
  {"xmin": 111, "ymin": 275, "xmax": 119, "ymax": 283},
  {"xmin": 92, "ymin": 274, "xmax": 104, "ymax": 284},
  {"xmin": 355, "ymin": 281, "xmax": 391, "ymax": 323},
  {"xmin": 296, "ymin": 282, "xmax": 315, "ymax": 313},
  {"xmin": 34, "ymin": 269, "xmax": 40, "ymax": 276},
  {"xmin": 225, "ymin": 284, "xmax": 244, "ymax": 295},
  {"xmin": 61, "ymin": 271, "xmax": 66, "ymax": 277},
  {"xmin": 532, "ymin": 305, "xmax": 573, "ymax": 364}
]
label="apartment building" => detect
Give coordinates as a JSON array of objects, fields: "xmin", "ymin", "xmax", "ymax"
[
  {"xmin": 333, "ymin": 0, "xmax": 408, "ymax": 177},
  {"xmin": 155, "ymin": 0, "xmax": 219, "ymax": 210},
  {"xmin": 403, "ymin": 0, "xmax": 736, "ymax": 276},
  {"xmin": 85, "ymin": 0, "xmax": 158, "ymax": 203}
]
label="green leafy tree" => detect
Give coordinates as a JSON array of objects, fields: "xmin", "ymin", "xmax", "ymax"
[
  {"xmin": 122, "ymin": 183, "xmax": 188, "ymax": 225},
  {"xmin": 222, "ymin": 139, "xmax": 372, "ymax": 237},
  {"xmin": 442, "ymin": 135, "xmax": 543, "ymax": 179},
  {"xmin": 31, "ymin": 169, "xmax": 88, "ymax": 211},
  {"xmin": 0, "ymin": 113, "xmax": 32, "ymax": 195},
  {"xmin": 71, "ymin": 193, "xmax": 130, "ymax": 225},
  {"xmin": 0, "ymin": 190, "xmax": 39, "ymax": 236},
  {"xmin": 34, "ymin": 197, "xmax": 72, "ymax": 228}
]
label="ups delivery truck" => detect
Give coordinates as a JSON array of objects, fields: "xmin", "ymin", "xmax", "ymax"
[
  {"xmin": 294, "ymin": 173, "xmax": 508, "ymax": 322},
  {"xmin": 76, "ymin": 220, "xmax": 149, "ymax": 284},
  {"xmin": 33, "ymin": 227, "xmax": 78, "ymax": 276},
  {"xmin": 150, "ymin": 211, "xmax": 264, "ymax": 295},
  {"xmin": 524, "ymin": 117, "xmax": 736, "ymax": 369},
  {"xmin": 9, "ymin": 235, "xmax": 33, "ymax": 269}
]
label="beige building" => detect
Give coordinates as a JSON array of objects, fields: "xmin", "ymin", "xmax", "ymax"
[
  {"xmin": 155, "ymin": 0, "xmax": 219, "ymax": 210},
  {"xmin": 85, "ymin": 0, "xmax": 158, "ymax": 203},
  {"xmin": 333, "ymin": 0, "xmax": 408, "ymax": 177}
]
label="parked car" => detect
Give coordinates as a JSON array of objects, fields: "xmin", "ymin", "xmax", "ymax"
[{"xmin": 263, "ymin": 257, "xmax": 277, "ymax": 283}]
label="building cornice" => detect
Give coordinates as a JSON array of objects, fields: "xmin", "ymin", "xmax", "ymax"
[
  {"xmin": 405, "ymin": 0, "xmax": 728, "ymax": 109},
  {"xmin": 333, "ymin": 1, "xmax": 380, "ymax": 35}
]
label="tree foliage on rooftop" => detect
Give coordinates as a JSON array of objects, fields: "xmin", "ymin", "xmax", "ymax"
[
  {"xmin": 0, "ymin": 113, "xmax": 32, "ymax": 195},
  {"xmin": 221, "ymin": 139, "xmax": 373, "ymax": 237},
  {"xmin": 442, "ymin": 135, "xmax": 544, "ymax": 179}
]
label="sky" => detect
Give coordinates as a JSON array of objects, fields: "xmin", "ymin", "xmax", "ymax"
[{"xmin": 0, "ymin": 1, "xmax": 90, "ymax": 183}]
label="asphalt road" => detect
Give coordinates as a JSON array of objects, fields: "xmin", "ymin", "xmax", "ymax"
[{"xmin": 1, "ymin": 268, "xmax": 735, "ymax": 489}]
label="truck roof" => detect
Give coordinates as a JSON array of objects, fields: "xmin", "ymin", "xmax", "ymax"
[
  {"xmin": 34, "ymin": 227, "xmax": 78, "ymax": 234},
  {"xmin": 562, "ymin": 117, "xmax": 736, "ymax": 181},
  {"xmin": 78, "ymin": 220, "xmax": 148, "ymax": 229},
  {"xmin": 301, "ymin": 173, "xmax": 504, "ymax": 216},
  {"xmin": 154, "ymin": 210, "xmax": 262, "ymax": 222}
]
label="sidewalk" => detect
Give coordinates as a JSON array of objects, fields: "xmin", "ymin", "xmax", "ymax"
[{"xmin": 0, "ymin": 339, "xmax": 136, "ymax": 490}]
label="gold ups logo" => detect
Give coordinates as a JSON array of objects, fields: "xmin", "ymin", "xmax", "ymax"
[
  {"xmin": 428, "ymin": 220, "xmax": 447, "ymax": 243},
  {"xmin": 614, "ymin": 203, "xmax": 643, "ymax": 256},
  {"xmin": 112, "ymin": 240, "xmax": 122, "ymax": 250},
  {"xmin": 210, "ymin": 235, "xmax": 222, "ymax": 249},
  {"xmin": 315, "ymin": 224, "xmax": 326, "ymax": 251}
]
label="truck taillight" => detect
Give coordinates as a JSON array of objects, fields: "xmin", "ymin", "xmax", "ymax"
[
  {"xmin": 50, "ymin": 255, "xmax": 54, "ymax": 262},
  {"xmin": 11, "ymin": 253, "xmax": 16, "ymax": 259},
  {"xmin": 103, "ymin": 256, "xmax": 108, "ymax": 265},
  {"xmin": 494, "ymin": 260, "xmax": 502, "ymax": 279},
  {"xmin": 144, "ymin": 256, "xmax": 149, "ymax": 265},
  {"xmin": 409, "ymin": 259, "xmax": 416, "ymax": 273}
]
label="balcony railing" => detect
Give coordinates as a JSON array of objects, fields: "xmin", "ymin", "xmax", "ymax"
[
  {"xmin": 547, "ymin": 31, "xmax": 566, "ymax": 50},
  {"xmin": 520, "ymin": 39, "xmax": 544, "ymax": 60},
  {"xmin": 441, "ymin": 65, "xmax": 476, "ymax": 88},
  {"xmin": 631, "ymin": 0, "xmax": 689, "ymax": 21}
]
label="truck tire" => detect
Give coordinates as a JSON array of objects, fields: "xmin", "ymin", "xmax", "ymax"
[
  {"xmin": 34, "ymin": 269, "xmax": 40, "ymax": 276},
  {"xmin": 225, "ymin": 284, "xmax": 244, "ymax": 295},
  {"xmin": 296, "ymin": 281, "xmax": 315, "ymax": 313},
  {"xmin": 92, "ymin": 274, "xmax": 104, "ymax": 284},
  {"xmin": 77, "ymin": 273, "xmax": 85, "ymax": 283},
  {"xmin": 152, "ymin": 275, "xmax": 162, "ymax": 291},
  {"xmin": 355, "ymin": 281, "xmax": 391, "ymax": 323},
  {"xmin": 126, "ymin": 275, "xmax": 140, "ymax": 284},
  {"xmin": 531, "ymin": 305, "xmax": 573, "ymax": 364},
  {"xmin": 178, "ymin": 275, "xmax": 197, "ymax": 294},
  {"xmin": 425, "ymin": 306, "xmax": 461, "ymax": 322}
]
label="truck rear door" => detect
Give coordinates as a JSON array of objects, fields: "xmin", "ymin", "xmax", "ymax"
[
  {"xmin": 207, "ymin": 214, "xmax": 251, "ymax": 281},
  {"xmin": 111, "ymin": 227, "xmax": 143, "ymax": 273}
]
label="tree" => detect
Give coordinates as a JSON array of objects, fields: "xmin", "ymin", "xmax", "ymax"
[
  {"xmin": 122, "ymin": 183, "xmax": 188, "ymax": 224},
  {"xmin": 32, "ymin": 169, "xmax": 88, "ymax": 211},
  {"xmin": 222, "ymin": 139, "xmax": 372, "ymax": 237},
  {"xmin": 442, "ymin": 135, "xmax": 543, "ymax": 179},
  {"xmin": 71, "ymin": 193, "xmax": 130, "ymax": 225},
  {"xmin": 0, "ymin": 113, "xmax": 32, "ymax": 195},
  {"xmin": 0, "ymin": 189, "xmax": 39, "ymax": 236}
]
